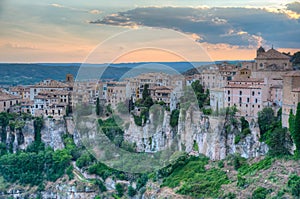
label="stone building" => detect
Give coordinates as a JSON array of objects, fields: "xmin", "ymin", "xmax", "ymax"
[
  {"xmin": 282, "ymin": 71, "xmax": 300, "ymax": 128},
  {"xmin": 0, "ymin": 91, "xmax": 21, "ymax": 113},
  {"xmin": 254, "ymin": 47, "xmax": 292, "ymax": 71}
]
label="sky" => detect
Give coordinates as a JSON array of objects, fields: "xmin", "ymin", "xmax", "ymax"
[{"xmin": 0, "ymin": 0, "xmax": 299, "ymax": 63}]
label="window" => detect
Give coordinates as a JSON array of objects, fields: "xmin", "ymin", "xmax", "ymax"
[
  {"xmin": 3, "ymin": 102, "xmax": 6, "ymax": 107},
  {"xmin": 252, "ymin": 105, "xmax": 254, "ymax": 108},
  {"xmin": 246, "ymin": 104, "xmax": 248, "ymax": 107},
  {"xmin": 228, "ymin": 90, "xmax": 230, "ymax": 95},
  {"xmin": 252, "ymin": 91, "xmax": 255, "ymax": 96},
  {"xmin": 258, "ymin": 105, "xmax": 260, "ymax": 108},
  {"xmin": 240, "ymin": 91, "xmax": 242, "ymax": 95},
  {"xmin": 255, "ymin": 99, "xmax": 258, "ymax": 103},
  {"xmin": 239, "ymin": 97, "xmax": 242, "ymax": 103},
  {"xmin": 228, "ymin": 97, "xmax": 230, "ymax": 102},
  {"xmin": 247, "ymin": 98, "xmax": 250, "ymax": 103}
]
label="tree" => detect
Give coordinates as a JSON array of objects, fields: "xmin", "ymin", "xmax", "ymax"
[
  {"xmin": 142, "ymin": 84, "xmax": 150, "ymax": 101},
  {"xmin": 128, "ymin": 185, "xmax": 136, "ymax": 197},
  {"xmin": 258, "ymin": 108, "xmax": 276, "ymax": 136},
  {"xmin": 265, "ymin": 127, "xmax": 290, "ymax": 157},
  {"xmin": 292, "ymin": 103, "xmax": 300, "ymax": 156},
  {"xmin": 115, "ymin": 183, "xmax": 124, "ymax": 197},
  {"xmin": 170, "ymin": 109, "xmax": 180, "ymax": 127},
  {"xmin": 96, "ymin": 97, "xmax": 100, "ymax": 116}
]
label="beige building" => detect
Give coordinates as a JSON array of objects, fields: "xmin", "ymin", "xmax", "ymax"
[
  {"xmin": 33, "ymin": 90, "xmax": 71, "ymax": 119},
  {"xmin": 106, "ymin": 81, "xmax": 130, "ymax": 108},
  {"xmin": 30, "ymin": 79, "xmax": 72, "ymax": 100},
  {"xmin": 0, "ymin": 91, "xmax": 21, "ymax": 113},
  {"xmin": 254, "ymin": 47, "xmax": 292, "ymax": 71},
  {"xmin": 282, "ymin": 71, "xmax": 300, "ymax": 128},
  {"xmin": 10, "ymin": 86, "xmax": 30, "ymax": 99}
]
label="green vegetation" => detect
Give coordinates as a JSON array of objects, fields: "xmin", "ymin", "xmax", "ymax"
[
  {"xmin": 290, "ymin": 103, "xmax": 300, "ymax": 157},
  {"xmin": 116, "ymin": 102, "xmax": 128, "ymax": 114},
  {"xmin": 0, "ymin": 135, "xmax": 76, "ymax": 188},
  {"xmin": 287, "ymin": 174, "xmax": 300, "ymax": 197},
  {"xmin": 132, "ymin": 84, "xmax": 154, "ymax": 126},
  {"xmin": 238, "ymin": 157, "xmax": 273, "ymax": 176},
  {"xmin": 127, "ymin": 185, "xmax": 136, "ymax": 197},
  {"xmin": 191, "ymin": 80, "xmax": 209, "ymax": 109},
  {"xmin": 170, "ymin": 109, "xmax": 180, "ymax": 127},
  {"xmin": 235, "ymin": 117, "xmax": 251, "ymax": 144},
  {"xmin": 161, "ymin": 156, "xmax": 229, "ymax": 198},
  {"xmin": 258, "ymin": 108, "xmax": 290, "ymax": 157},
  {"xmin": 252, "ymin": 187, "xmax": 272, "ymax": 199},
  {"xmin": 98, "ymin": 117, "xmax": 124, "ymax": 147}
]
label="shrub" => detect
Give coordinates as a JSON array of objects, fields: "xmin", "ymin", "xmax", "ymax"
[
  {"xmin": 252, "ymin": 187, "xmax": 272, "ymax": 199},
  {"xmin": 287, "ymin": 174, "xmax": 300, "ymax": 197}
]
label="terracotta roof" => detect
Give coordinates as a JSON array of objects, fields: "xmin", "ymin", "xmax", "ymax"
[
  {"xmin": 0, "ymin": 91, "xmax": 21, "ymax": 101},
  {"xmin": 256, "ymin": 48, "xmax": 290, "ymax": 60},
  {"xmin": 34, "ymin": 80, "xmax": 69, "ymax": 88}
]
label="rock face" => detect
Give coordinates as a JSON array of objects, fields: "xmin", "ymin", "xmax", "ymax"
[
  {"xmin": 0, "ymin": 118, "xmax": 69, "ymax": 152},
  {"xmin": 125, "ymin": 105, "xmax": 268, "ymax": 160},
  {"xmin": 41, "ymin": 118, "xmax": 66, "ymax": 150},
  {"xmin": 1, "ymin": 120, "xmax": 35, "ymax": 153}
]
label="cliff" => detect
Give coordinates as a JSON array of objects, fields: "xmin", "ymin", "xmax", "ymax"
[{"xmin": 125, "ymin": 105, "xmax": 268, "ymax": 160}]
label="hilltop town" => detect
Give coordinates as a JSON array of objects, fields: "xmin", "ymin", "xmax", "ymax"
[{"xmin": 1, "ymin": 47, "xmax": 299, "ymax": 129}]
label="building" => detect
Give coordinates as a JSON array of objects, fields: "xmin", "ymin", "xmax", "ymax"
[
  {"xmin": 106, "ymin": 81, "xmax": 130, "ymax": 108},
  {"xmin": 254, "ymin": 47, "xmax": 292, "ymax": 71},
  {"xmin": 224, "ymin": 78, "xmax": 266, "ymax": 118},
  {"xmin": 150, "ymin": 86, "xmax": 173, "ymax": 107},
  {"xmin": 32, "ymin": 90, "xmax": 71, "ymax": 119},
  {"xmin": 0, "ymin": 91, "xmax": 21, "ymax": 113},
  {"xmin": 30, "ymin": 79, "xmax": 72, "ymax": 100},
  {"xmin": 9, "ymin": 86, "xmax": 30, "ymax": 99},
  {"xmin": 282, "ymin": 71, "xmax": 300, "ymax": 128}
]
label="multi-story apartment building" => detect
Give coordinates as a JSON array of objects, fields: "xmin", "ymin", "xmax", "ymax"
[
  {"xmin": 224, "ymin": 78, "xmax": 266, "ymax": 118},
  {"xmin": 32, "ymin": 90, "xmax": 71, "ymax": 119}
]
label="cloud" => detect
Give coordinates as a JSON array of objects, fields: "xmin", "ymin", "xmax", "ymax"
[
  {"xmin": 50, "ymin": 3, "xmax": 64, "ymax": 8},
  {"xmin": 3, "ymin": 42, "xmax": 40, "ymax": 50},
  {"xmin": 89, "ymin": 9, "xmax": 102, "ymax": 15},
  {"xmin": 286, "ymin": 2, "xmax": 300, "ymax": 14},
  {"xmin": 91, "ymin": 6, "xmax": 300, "ymax": 49}
]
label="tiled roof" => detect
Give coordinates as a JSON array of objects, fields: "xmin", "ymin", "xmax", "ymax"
[{"xmin": 0, "ymin": 91, "xmax": 21, "ymax": 101}]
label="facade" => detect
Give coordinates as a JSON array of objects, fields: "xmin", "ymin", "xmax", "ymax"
[
  {"xmin": 30, "ymin": 79, "xmax": 71, "ymax": 100},
  {"xmin": 254, "ymin": 47, "xmax": 292, "ymax": 71},
  {"xmin": 32, "ymin": 90, "xmax": 71, "ymax": 119},
  {"xmin": 9, "ymin": 86, "xmax": 30, "ymax": 99},
  {"xmin": 106, "ymin": 81, "xmax": 129, "ymax": 108},
  {"xmin": 0, "ymin": 91, "xmax": 21, "ymax": 113},
  {"xmin": 282, "ymin": 71, "xmax": 300, "ymax": 127},
  {"xmin": 224, "ymin": 78, "xmax": 265, "ymax": 118}
]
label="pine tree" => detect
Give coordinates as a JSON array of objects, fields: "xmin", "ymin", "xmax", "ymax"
[{"xmin": 96, "ymin": 97, "xmax": 100, "ymax": 116}]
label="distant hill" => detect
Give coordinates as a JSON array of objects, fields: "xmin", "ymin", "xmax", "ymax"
[{"xmin": 0, "ymin": 61, "xmax": 251, "ymax": 86}]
